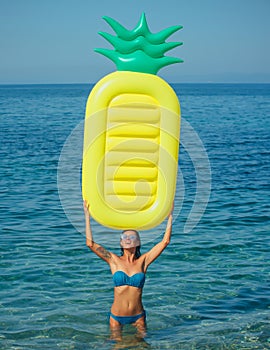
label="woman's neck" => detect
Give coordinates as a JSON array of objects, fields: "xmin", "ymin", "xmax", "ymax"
[{"xmin": 122, "ymin": 248, "xmax": 136, "ymax": 262}]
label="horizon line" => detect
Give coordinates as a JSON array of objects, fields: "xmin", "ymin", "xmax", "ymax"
[{"xmin": 1, "ymin": 81, "xmax": 270, "ymax": 86}]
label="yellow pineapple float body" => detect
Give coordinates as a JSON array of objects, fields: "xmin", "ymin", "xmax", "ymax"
[{"xmin": 82, "ymin": 13, "xmax": 183, "ymax": 230}]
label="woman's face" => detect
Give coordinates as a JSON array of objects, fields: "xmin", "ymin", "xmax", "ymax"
[{"xmin": 120, "ymin": 230, "xmax": 141, "ymax": 248}]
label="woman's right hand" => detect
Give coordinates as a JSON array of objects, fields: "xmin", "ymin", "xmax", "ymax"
[{"xmin": 83, "ymin": 200, "xmax": 90, "ymax": 217}]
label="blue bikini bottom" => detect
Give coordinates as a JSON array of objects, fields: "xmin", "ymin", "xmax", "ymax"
[{"xmin": 109, "ymin": 310, "xmax": 146, "ymax": 325}]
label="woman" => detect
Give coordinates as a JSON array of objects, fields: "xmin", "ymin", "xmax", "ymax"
[{"xmin": 83, "ymin": 200, "xmax": 173, "ymax": 335}]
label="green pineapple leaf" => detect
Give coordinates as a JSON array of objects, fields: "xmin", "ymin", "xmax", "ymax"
[{"xmin": 95, "ymin": 13, "xmax": 183, "ymax": 74}]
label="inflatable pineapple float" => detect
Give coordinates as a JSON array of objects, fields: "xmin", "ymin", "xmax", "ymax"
[{"xmin": 82, "ymin": 13, "xmax": 183, "ymax": 230}]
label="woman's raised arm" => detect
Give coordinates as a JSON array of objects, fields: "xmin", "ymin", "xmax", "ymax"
[
  {"xmin": 84, "ymin": 201, "xmax": 113, "ymax": 264},
  {"xmin": 144, "ymin": 205, "xmax": 173, "ymax": 269}
]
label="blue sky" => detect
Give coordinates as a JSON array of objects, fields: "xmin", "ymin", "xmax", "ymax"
[{"xmin": 0, "ymin": 0, "xmax": 269, "ymax": 84}]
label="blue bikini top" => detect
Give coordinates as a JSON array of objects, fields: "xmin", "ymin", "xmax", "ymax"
[{"xmin": 113, "ymin": 271, "xmax": 145, "ymax": 289}]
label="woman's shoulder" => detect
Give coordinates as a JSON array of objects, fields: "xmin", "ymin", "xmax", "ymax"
[{"xmin": 108, "ymin": 252, "xmax": 124, "ymax": 266}]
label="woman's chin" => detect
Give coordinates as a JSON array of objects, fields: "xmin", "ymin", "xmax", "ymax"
[{"xmin": 122, "ymin": 244, "xmax": 136, "ymax": 249}]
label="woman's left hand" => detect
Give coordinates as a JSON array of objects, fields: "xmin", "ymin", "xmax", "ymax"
[{"xmin": 168, "ymin": 201, "xmax": 174, "ymax": 217}]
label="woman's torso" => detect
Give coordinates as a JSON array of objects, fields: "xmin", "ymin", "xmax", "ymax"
[{"xmin": 110, "ymin": 255, "xmax": 146, "ymax": 316}]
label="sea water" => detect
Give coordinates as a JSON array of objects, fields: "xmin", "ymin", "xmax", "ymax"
[{"xmin": 0, "ymin": 83, "xmax": 269, "ymax": 349}]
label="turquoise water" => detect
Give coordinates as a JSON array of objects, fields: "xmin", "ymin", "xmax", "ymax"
[{"xmin": 1, "ymin": 83, "xmax": 270, "ymax": 349}]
